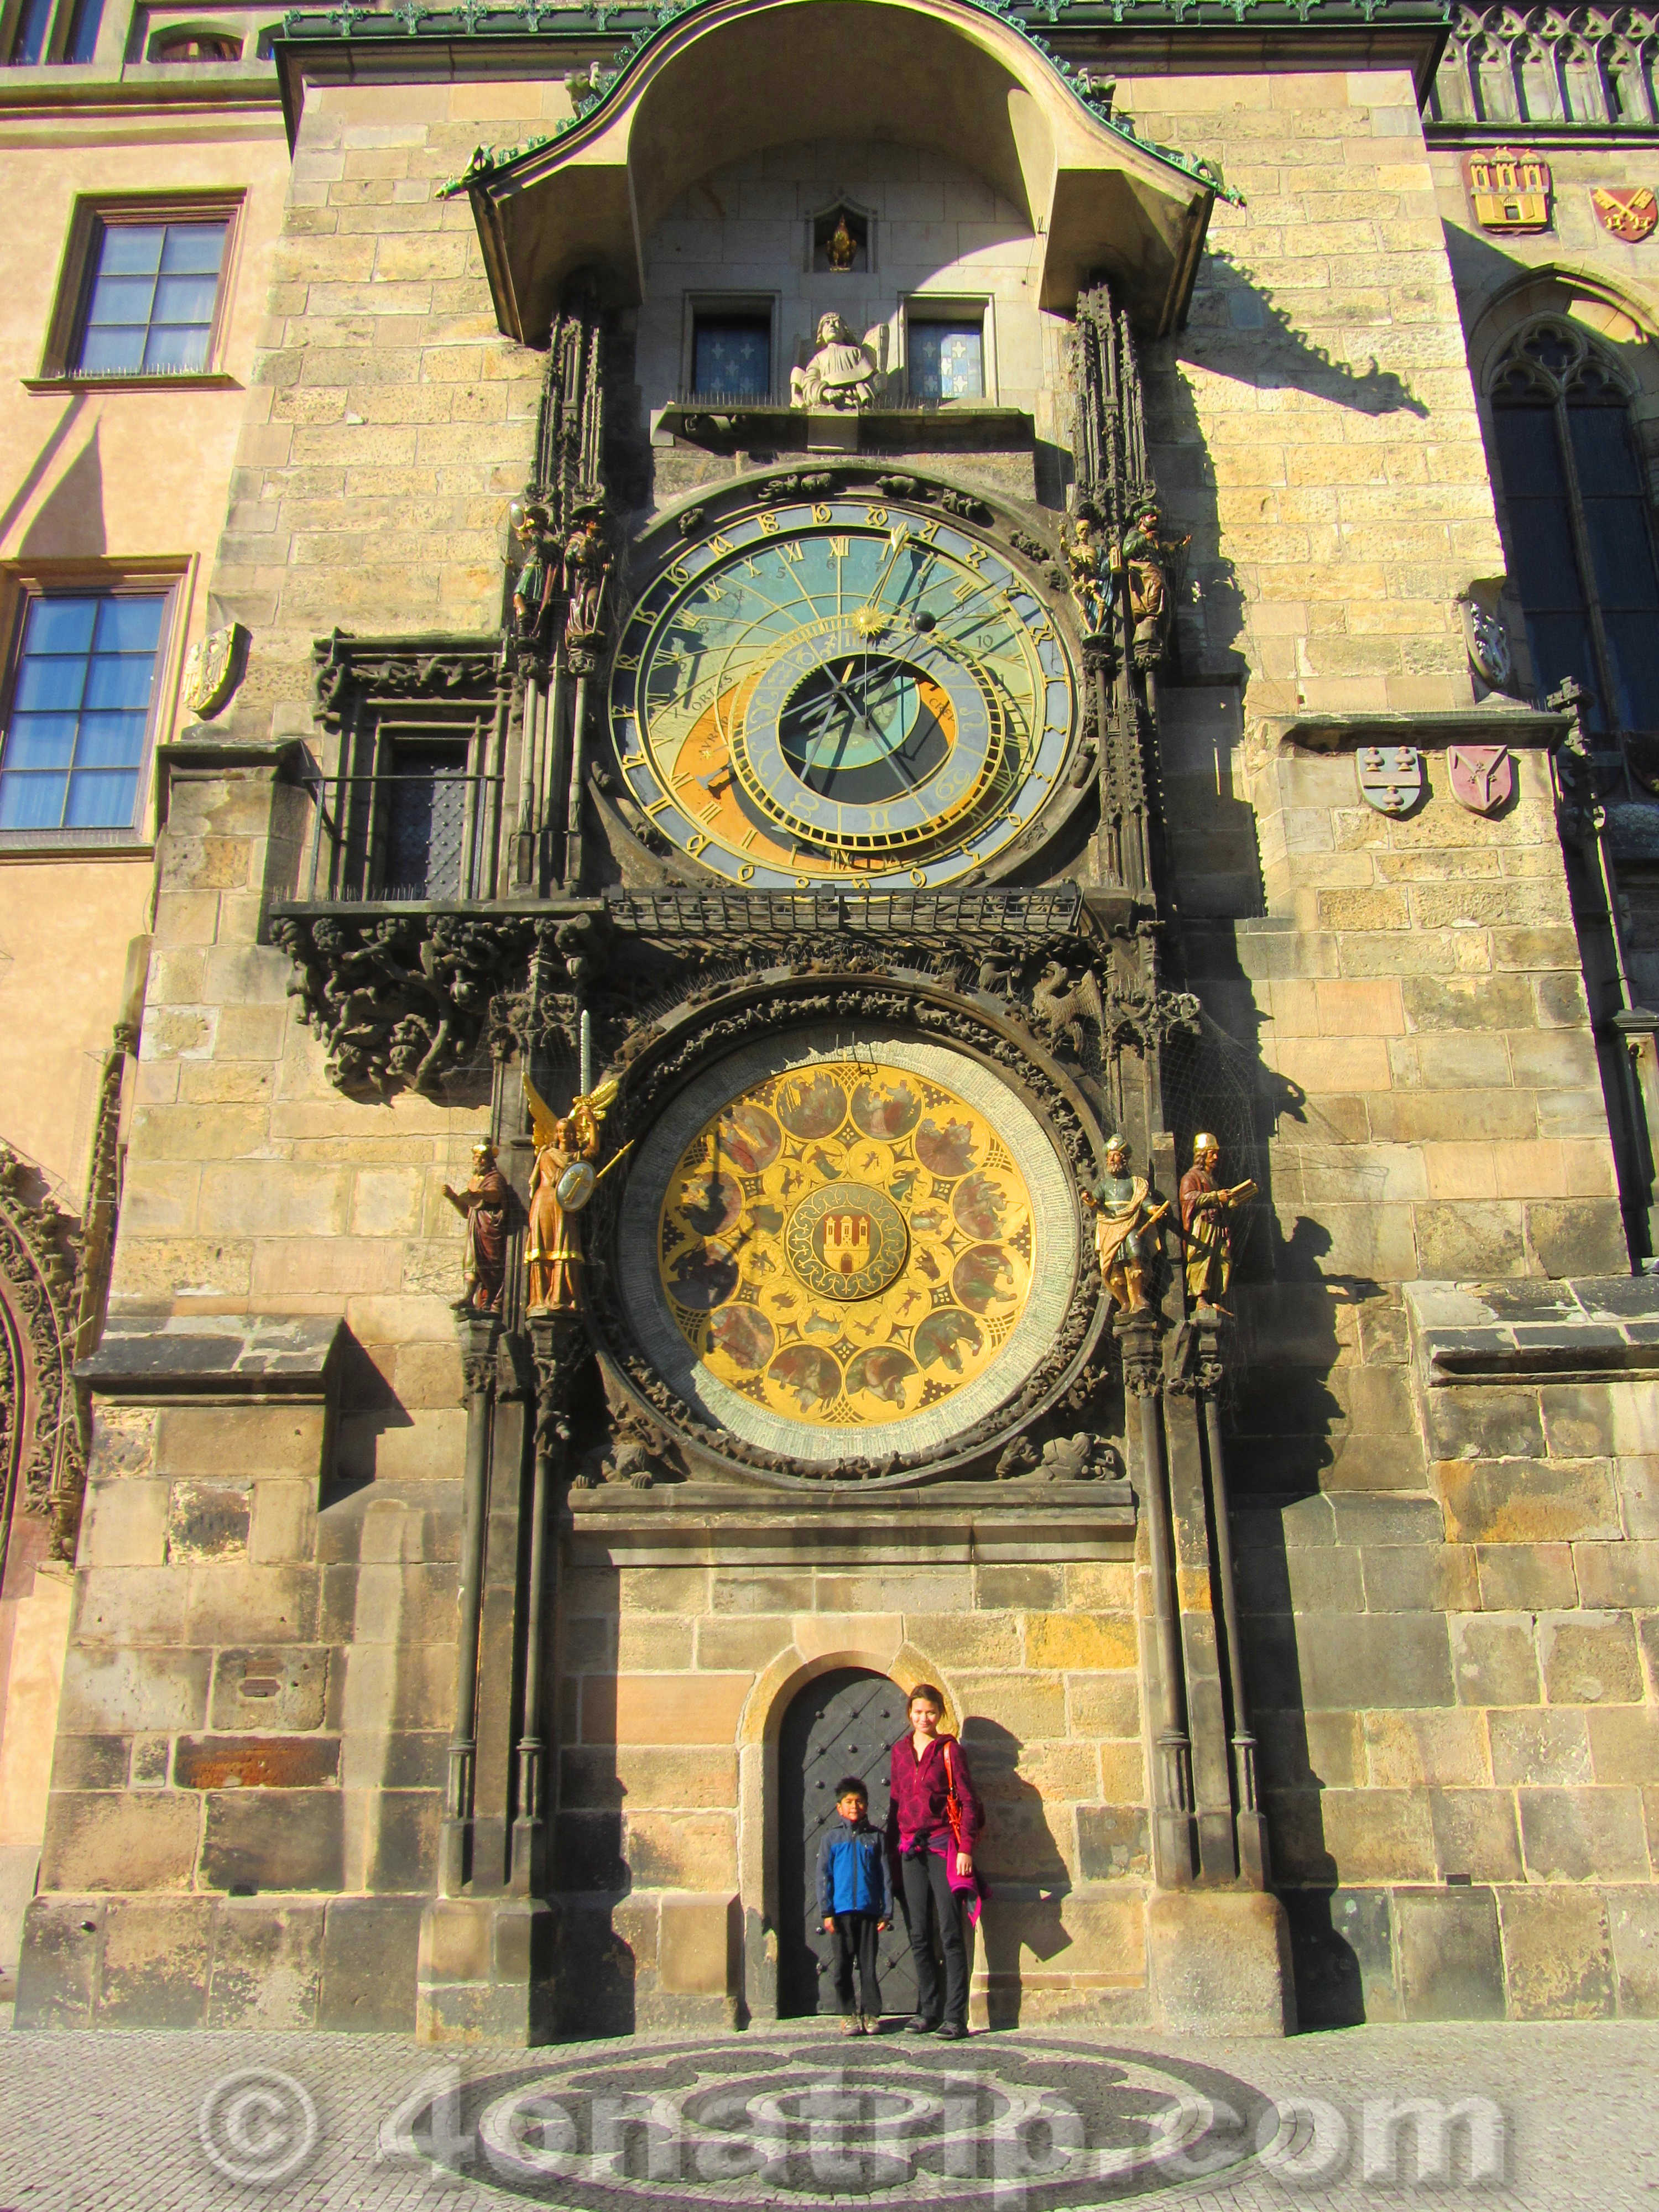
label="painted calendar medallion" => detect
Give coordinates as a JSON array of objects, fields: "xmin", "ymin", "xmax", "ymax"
[{"xmin": 620, "ymin": 1034, "xmax": 1079, "ymax": 1466}]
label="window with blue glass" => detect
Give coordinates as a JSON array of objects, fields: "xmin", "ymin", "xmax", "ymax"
[
  {"xmin": 0, "ymin": 594, "xmax": 165, "ymax": 833},
  {"xmin": 8, "ymin": 0, "xmax": 100, "ymax": 60},
  {"xmin": 909, "ymin": 320, "xmax": 984, "ymax": 404},
  {"xmin": 692, "ymin": 313, "xmax": 771, "ymax": 400},
  {"xmin": 76, "ymin": 218, "xmax": 228, "ymax": 375}
]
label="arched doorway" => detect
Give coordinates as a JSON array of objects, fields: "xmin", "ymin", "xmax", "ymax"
[{"xmin": 777, "ymin": 1666, "xmax": 916, "ymax": 2020}]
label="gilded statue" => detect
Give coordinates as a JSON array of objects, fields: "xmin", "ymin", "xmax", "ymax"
[
  {"xmin": 825, "ymin": 213, "xmax": 859, "ymax": 271},
  {"xmin": 1178, "ymin": 1131, "xmax": 1256, "ymax": 1312},
  {"xmin": 509, "ymin": 498, "xmax": 556, "ymax": 642},
  {"xmin": 790, "ymin": 312, "xmax": 881, "ymax": 411},
  {"xmin": 524, "ymin": 1074, "xmax": 619, "ymax": 1313},
  {"xmin": 443, "ymin": 1139, "xmax": 512, "ymax": 1313},
  {"xmin": 1082, "ymin": 1135, "xmax": 1168, "ymax": 1314}
]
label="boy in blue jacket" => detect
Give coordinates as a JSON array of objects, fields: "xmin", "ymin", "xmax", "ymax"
[{"xmin": 817, "ymin": 1776, "xmax": 893, "ymax": 2034}]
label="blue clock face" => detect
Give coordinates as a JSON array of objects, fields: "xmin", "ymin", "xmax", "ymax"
[{"xmin": 607, "ymin": 491, "xmax": 1077, "ymax": 887}]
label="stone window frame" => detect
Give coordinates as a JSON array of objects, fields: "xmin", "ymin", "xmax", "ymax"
[
  {"xmin": 1480, "ymin": 302, "xmax": 1659, "ymax": 752},
  {"xmin": 681, "ymin": 291, "xmax": 781, "ymax": 406},
  {"xmin": 29, "ymin": 188, "xmax": 245, "ymax": 392},
  {"xmin": 0, "ymin": 557, "xmax": 187, "ymax": 854},
  {"xmin": 900, "ymin": 292, "xmax": 998, "ymax": 407}
]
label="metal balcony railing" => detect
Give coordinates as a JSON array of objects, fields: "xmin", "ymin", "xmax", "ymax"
[{"xmin": 301, "ymin": 763, "xmax": 506, "ymax": 904}]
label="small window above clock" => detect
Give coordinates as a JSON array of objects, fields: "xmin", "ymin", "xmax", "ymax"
[{"xmin": 906, "ymin": 302, "xmax": 989, "ymax": 406}]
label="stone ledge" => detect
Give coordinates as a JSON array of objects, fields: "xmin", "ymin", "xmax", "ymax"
[
  {"xmin": 1407, "ymin": 1277, "xmax": 1659, "ymax": 1386},
  {"xmin": 1269, "ymin": 707, "xmax": 1568, "ymax": 755},
  {"xmin": 565, "ymin": 1479, "xmax": 1135, "ymax": 1567},
  {"xmin": 78, "ymin": 1312, "xmax": 348, "ymax": 1403}
]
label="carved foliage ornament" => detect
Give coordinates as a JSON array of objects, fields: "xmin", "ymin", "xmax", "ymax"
[{"xmin": 0, "ymin": 1147, "xmax": 85, "ymax": 1559}]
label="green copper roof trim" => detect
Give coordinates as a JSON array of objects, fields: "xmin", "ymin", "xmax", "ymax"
[{"xmin": 360, "ymin": 0, "xmax": 1262, "ymax": 203}]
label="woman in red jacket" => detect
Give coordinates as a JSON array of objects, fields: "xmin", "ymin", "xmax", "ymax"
[{"xmin": 885, "ymin": 1682, "xmax": 984, "ymax": 2039}]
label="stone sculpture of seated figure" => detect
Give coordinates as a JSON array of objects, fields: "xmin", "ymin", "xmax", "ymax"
[{"xmin": 790, "ymin": 313, "xmax": 881, "ymax": 410}]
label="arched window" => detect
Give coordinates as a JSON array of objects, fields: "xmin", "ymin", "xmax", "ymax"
[
  {"xmin": 1490, "ymin": 318, "xmax": 1659, "ymax": 738},
  {"xmin": 150, "ymin": 28, "xmax": 241, "ymax": 59}
]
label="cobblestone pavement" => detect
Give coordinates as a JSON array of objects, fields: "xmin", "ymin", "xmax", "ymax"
[{"xmin": 0, "ymin": 2004, "xmax": 1655, "ymax": 2210}]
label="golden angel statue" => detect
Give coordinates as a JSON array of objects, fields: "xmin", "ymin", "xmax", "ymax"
[{"xmin": 523, "ymin": 1072, "xmax": 619, "ymax": 1313}]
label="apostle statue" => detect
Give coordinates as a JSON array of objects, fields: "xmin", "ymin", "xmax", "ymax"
[
  {"xmin": 1179, "ymin": 1132, "xmax": 1256, "ymax": 1313},
  {"xmin": 790, "ymin": 313, "xmax": 881, "ymax": 411},
  {"xmin": 1082, "ymin": 1135, "xmax": 1169, "ymax": 1314},
  {"xmin": 524, "ymin": 1073, "xmax": 619, "ymax": 1314},
  {"xmin": 509, "ymin": 498, "xmax": 556, "ymax": 644},
  {"xmin": 443, "ymin": 1139, "xmax": 511, "ymax": 1313}
]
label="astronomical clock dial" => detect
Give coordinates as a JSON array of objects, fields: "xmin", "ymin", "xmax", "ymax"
[
  {"xmin": 618, "ymin": 1036, "xmax": 1080, "ymax": 1468},
  {"xmin": 608, "ymin": 493, "xmax": 1076, "ymax": 888}
]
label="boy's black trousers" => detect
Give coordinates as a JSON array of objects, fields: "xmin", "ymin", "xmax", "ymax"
[{"xmin": 828, "ymin": 1912, "xmax": 881, "ymax": 2016}]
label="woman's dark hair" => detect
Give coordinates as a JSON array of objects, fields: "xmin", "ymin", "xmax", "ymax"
[
  {"xmin": 834, "ymin": 1776, "xmax": 868, "ymax": 1800},
  {"xmin": 907, "ymin": 1683, "xmax": 946, "ymax": 1713}
]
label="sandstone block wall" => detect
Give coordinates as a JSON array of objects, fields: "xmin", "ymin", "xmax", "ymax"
[{"xmin": 556, "ymin": 1551, "xmax": 1149, "ymax": 2030}]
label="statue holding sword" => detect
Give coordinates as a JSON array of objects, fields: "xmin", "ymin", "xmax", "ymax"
[
  {"xmin": 523, "ymin": 1071, "xmax": 632, "ymax": 1314},
  {"xmin": 1081, "ymin": 1135, "xmax": 1170, "ymax": 1315}
]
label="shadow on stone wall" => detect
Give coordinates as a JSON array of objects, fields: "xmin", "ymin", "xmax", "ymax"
[{"xmin": 964, "ymin": 1715, "xmax": 1072, "ymax": 2028}]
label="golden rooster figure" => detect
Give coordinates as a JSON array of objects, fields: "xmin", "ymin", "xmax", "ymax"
[{"xmin": 523, "ymin": 1072, "xmax": 619, "ymax": 1313}]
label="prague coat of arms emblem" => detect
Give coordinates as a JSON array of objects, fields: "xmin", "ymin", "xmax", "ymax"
[
  {"xmin": 1592, "ymin": 186, "xmax": 1658, "ymax": 241},
  {"xmin": 1357, "ymin": 745, "xmax": 1423, "ymax": 815},
  {"xmin": 1464, "ymin": 149, "xmax": 1552, "ymax": 232}
]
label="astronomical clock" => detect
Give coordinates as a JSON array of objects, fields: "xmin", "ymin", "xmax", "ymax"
[{"xmin": 606, "ymin": 486, "xmax": 1077, "ymax": 889}]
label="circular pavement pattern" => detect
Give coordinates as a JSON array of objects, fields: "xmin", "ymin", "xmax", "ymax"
[{"xmin": 405, "ymin": 2034, "xmax": 1277, "ymax": 2207}]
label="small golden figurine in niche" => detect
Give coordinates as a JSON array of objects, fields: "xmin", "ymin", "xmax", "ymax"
[{"xmin": 826, "ymin": 212, "xmax": 858, "ymax": 270}]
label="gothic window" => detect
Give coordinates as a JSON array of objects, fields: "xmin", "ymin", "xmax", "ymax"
[
  {"xmin": 0, "ymin": 591, "xmax": 168, "ymax": 834},
  {"xmin": 1490, "ymin": 319, "xmax": 1659, "ymax": 739}
]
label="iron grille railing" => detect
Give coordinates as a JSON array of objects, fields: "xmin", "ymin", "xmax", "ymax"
[
  {"xmin": 303, "ymin": 764, "xmax": 507, "ymax": 903},
  {"xmin": 604, "ymin": 884, "xmax": 1084, "ymax": 940}
]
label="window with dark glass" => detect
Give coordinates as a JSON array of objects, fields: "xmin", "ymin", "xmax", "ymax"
[
  {"xmin": 1491, "ymin": 320, "xmax": 1659, "ymax": 737},
  {"xmin": 64, "ymin": 0, "xmax": 102, "ymax": 61},
  {"xmin": 692, "ymin": 312, "xmax": 771, "ymax": 401},
  {"xmin": 909, "ymin": 319, "xmax": 984, "ymax": 404},
  {"xmin": 9, "ymin": 0, "xmax": 51, "ymax": 62},
  {"xmin": 0, "ymin": 592, "xmax": 165, "ymax": 833},
  {"xmin": 75, "ymin": 217, "xmax": 228, "ymax": 374}
]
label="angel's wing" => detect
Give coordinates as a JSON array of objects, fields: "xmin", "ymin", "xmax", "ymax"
[
  {"xmin": 582, "ymin": 1075, "xmax": 620, "ymax": 1120},
  {"xmin": 862, "ymin": 321, "xmax": 890, "ymax": 371},
  {"xmin": 521, "ymin": 1069, "xmax": 560, "ymax": 1152}
]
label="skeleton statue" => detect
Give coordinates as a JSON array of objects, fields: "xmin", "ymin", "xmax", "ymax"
[
  {"xmin": 562, "ymin": 499, "xmax": 612, "ymax": 655},
  {"xmin": 1082, "ymin": 1135, "xmax": 1169, "ymax": 1314},
  {"xmin": 524, "ymin": 1074, "xmax": 618, "ymax": 1313},
  {"xmin": 790, "ymin": 312, "xmax": 881, "ymax": 411},
  {"xmin": 442, "ymin": 1139, "xmax": 512, "ymax": 1313},
  {"xmin": 1178, "ymin": 1131, "xmax": 1256, "ymax": 1313}
]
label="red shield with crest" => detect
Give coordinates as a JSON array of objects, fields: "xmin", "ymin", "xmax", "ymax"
[
  {"xmin": 1448, "ymin": 744, "xmax": 1515, "ymax": 817},
  {"xmin": 1592, "ymin": 186, "xmax": 1658, "ymax": 241}
]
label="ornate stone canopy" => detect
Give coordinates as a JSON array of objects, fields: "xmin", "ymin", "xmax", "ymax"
[{"xmin": 453, "ymin": 0, "xmax": 1220, "ymax": 337}]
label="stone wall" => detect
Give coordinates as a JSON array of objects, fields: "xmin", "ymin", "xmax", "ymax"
[{"xmin": 555, "ymin": 1539, "xmax": 1149, "ymax": 2032}]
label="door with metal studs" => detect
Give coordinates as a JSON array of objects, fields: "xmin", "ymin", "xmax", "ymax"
[{"xmin": 778, "ymin": 1667, "xmax": 917, "ymax": 2018}]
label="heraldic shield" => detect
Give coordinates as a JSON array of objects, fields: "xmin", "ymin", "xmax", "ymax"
[
  {"xmin": 1357, "ymin": 744, "xmax": 1424, "ymax": 815},
  {"xmin": 1448, "ymin": 744, "xmax": 1515, "ymax": 817}
]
